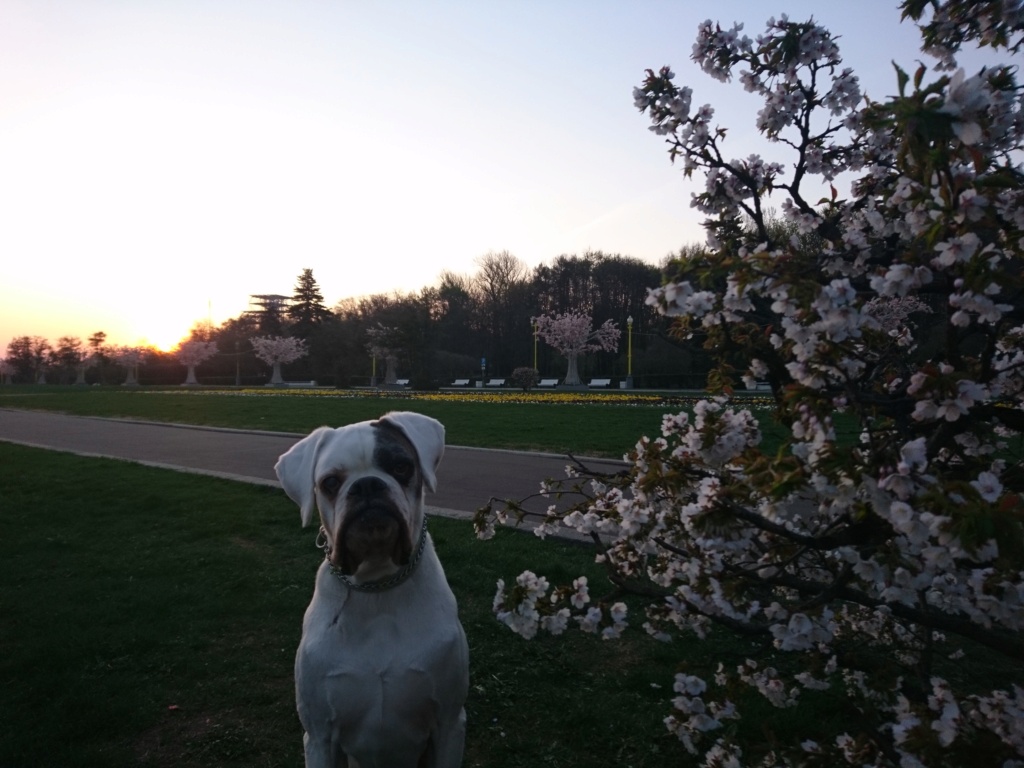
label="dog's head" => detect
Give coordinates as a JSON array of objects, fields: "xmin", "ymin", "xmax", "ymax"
[{"xmin": 274, "ymin": 411, "xmax": 444, "ymax": 581}]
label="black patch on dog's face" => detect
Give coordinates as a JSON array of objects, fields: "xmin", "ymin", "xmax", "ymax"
[{"xmin": 371, "ymin": 419, "xmax": 423, "ymax": 493}]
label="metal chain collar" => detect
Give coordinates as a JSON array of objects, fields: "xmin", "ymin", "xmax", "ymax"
[{"xmin": 316, "ymin": 518, "xmax": 429, "ymax": 593}]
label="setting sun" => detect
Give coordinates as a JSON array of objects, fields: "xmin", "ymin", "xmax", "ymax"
[
  {"xmin": 133, "ymin": 330, "xmax": 190, "ymax": 354},
  {"xmin": 126, "ymin": 302, "xmax": 223, "ymax": 353}
]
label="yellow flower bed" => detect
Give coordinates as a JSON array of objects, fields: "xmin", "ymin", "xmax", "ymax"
[{"xmin": 138, "ymin": 386, "xmax": 775, "ymax": 409}]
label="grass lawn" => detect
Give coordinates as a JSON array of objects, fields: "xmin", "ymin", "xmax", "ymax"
[
  {"xmin": 2, "ymin": 387, "xmax": 1019, "ymax": 765},
  {"xmin": 0, "ymin": 385, "xmax": 779, "ymax": 458},
  {"xmin": 0, "ymin": 441, "xmax": 715, "ymax": 768}
]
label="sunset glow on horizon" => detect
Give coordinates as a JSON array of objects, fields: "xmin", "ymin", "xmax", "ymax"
[{"xmin": 0, "ymin": 1, "xmax": 997, "ymax": 353}]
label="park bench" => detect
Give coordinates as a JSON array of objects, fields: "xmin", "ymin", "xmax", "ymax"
[
  {"xmin": 285, "ymin": 381, "xmax": 317, "ymax": 388},
  {"xmin": 396, "ymin": 379, "xmax": 410, "ymax": 387},
  {"xmin": 450, "ymin": 379, "xmax": 470, "ymax": 387},
  {"xmin": 588, "ymin": 378, "xmax": 612, "ymax": 388},
  {"xmin": 485, "ymin": 378, "xmax": 506, "ymax": 387},
  {"xmin": 537, "ymin": 378, "xmax": 559, "ymax": 387}
]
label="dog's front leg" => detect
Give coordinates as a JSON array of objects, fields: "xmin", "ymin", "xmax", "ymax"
[
  {"xmin": 421, "ymin": 708, "xmax": 467, "ymax": 768},
  {"xmin": 302, "ymin": 729, "xmax": 346, "ymax": 768}
]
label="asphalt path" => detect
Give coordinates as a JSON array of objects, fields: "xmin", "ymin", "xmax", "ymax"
[{"xmin": 0, "ymin": 408, "xmax": 626, "ymax": 523}]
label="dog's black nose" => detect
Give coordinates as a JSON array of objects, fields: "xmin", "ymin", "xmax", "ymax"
[{"xmin": 348, "ymin": 476, "xmax": 388, "ymax": 498}]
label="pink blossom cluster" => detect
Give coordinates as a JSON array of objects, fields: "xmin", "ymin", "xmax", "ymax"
[
  {"xmin": 249, "ymin": 335, "xmax": 307, "ymax": 366},
  {"xmin": 493, "ymin": 573, "xmax": 628, "ymax": 640},
  {"xmin": 480, "ymin": 6, "xmax": 1024, "ymax": 766},
  {"xmin": 173, "ymin": 340, "xmax": 218, "ymax": 367},
  {"xmin": 109, "ymin": 345, "xmax": 148, "ymax": 367},
  {"xmin": 532, "ymin": 312, "xmax": 620, "ymax": 357}
]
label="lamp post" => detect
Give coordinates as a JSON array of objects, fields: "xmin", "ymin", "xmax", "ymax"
[
  {"xmin": 532, "ymin": 320, "xmax": 538, "ymax": 371},
  {"xmin": 371, "ymin": 355, "xmax": 377, "ymax": 388},
  {"xmin": 626, "ymin": 315, "xmax": 634, "ymax": 389}
]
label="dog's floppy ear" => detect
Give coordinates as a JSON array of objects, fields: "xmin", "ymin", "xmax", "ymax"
[
  {"xmin": 275, "ymin": 426, "xmax": 333, "ymax": 527},
  {"xmin": 379, "ymin": 411, "xmax": 445, "ymax": 493}
]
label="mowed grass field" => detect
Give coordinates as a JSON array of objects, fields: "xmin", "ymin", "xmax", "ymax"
[
  {"xmin": 0, "ymin": 385, "xmax": 773, "ymax": 458},
  {"xmin": 4, "ymin": 386, "xmax": 956, "ymax": 766},
  {"xmin": 1, "ymin": 441, "xmax": 710, "ymax": 768},
  {"xmin": 0, "ymin": 387, "xmax": 716, "ymax": 767}
]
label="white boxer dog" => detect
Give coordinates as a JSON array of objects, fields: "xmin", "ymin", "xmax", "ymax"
[{"xmin": 275, "ymin": 411, "xmax": 468, "ymax": 768}]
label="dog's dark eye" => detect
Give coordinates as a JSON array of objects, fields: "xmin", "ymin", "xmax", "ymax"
[
  {"xmin": 320, "ymin": 475, "xmax": 342, "ymax": 497},
  {"xmin": 389, "ymin": 459, "xmax": 414, "ymax": 483}
]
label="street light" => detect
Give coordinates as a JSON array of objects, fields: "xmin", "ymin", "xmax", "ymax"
[
  {"xmin": 532, "ymin": 320, "xmax": 538, "ymax": 371},
  {"xmin": 626, "ymin": 315, "xmax": 634, "ymax": 389}
]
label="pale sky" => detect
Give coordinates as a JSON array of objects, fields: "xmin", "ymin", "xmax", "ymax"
[{"xmin": 0, "ymin": 1, "xmax": 979, "ymax": 351}]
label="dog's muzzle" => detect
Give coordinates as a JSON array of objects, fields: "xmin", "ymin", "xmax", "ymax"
[
  {"xmin": 320, "ymin": 475, "xmax": 415, "ymax": 579},
  {"xmin": 317, "ymin": 519, "xmax": 429, "ymax": 592},
  {"xmin": 342, "ymin": 504, "xmax": 405, "ymax": 559}
]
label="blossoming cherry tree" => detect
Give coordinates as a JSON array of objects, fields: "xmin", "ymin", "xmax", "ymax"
[
  {"xmin": 532, "ymin": 312, "xmax": 620, "ymax": 387},
  {"xmin": 111, "ymin": 346, "xmax": 148, "ymax": 386},
  {"xmin": 173, "ymin": 340, "xmax": 218, "ymax": 386},
  {"xmin": 250, "ymin": 336, "xmax": 307, "ymax": 386},
  {"xmin": 480, "ymin": 5, "xmax": 1024, "ymax": 766}
]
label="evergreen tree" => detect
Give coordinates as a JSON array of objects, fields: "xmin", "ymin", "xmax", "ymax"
[{"xmin": 288, "ymin": 268, "xmax": 333, "ymax": 339}]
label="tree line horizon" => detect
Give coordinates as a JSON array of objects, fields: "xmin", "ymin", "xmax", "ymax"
[{"xmin": 3, "ymin": 250, "xmax": 720, "ymax": 389}]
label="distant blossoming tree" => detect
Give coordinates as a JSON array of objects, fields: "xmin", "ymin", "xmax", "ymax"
[
  {"xmin": 365, "ymin": 324, "xmax": 401, "ymax": 386},
  {"xmin": 111, "ymin": 346, "xmax": 148, "ymax": 386},
  {"xmin": 174, "ymin": 340, "xmax": 218, "ymax": 386},
  {"xmin": 250, "ymin": 335, "xmax": 307, "ymax": 386},
  {"xmin": 72, "ymin": 353, "xmax": 97, "ymax": 385},
  {"xmin": 480, "ymin": 4, "xmax": 1024, "ymax": 766},
  {"xmin": 533, "ymin": 312, "xmax": 620, "ymax": 387}
]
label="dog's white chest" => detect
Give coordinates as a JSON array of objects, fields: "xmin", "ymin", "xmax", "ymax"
[{"xmin": 295, "ymin": 557, "xmax": 468, "ymax": 767}]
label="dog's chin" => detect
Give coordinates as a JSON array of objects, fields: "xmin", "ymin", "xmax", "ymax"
[{"xmin": 336, "ymin": 504, "xmax": 412, "ymax": 577}]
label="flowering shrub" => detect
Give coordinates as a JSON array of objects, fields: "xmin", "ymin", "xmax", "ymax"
[
  {"xmin": 481, "ymin": 4, "xmax": 1024, "ymax": 765},
  {"xmin": 533, "ymin": 312, "xmax": 620, "ymax": 387},
  {"xmin": 250, "ymin": 335, "xmax": 307, "ymax": 385},
  {"xmin": 511, "ymin": 367, "xmax": 540, "ymax": 391}
]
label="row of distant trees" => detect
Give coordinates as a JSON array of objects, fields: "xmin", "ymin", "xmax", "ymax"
[
  {"xmin": 268, "ymin": 254, "xmax": 703, "ymax": 388},
  {"xmin": 0, "ymin": 332, "xmax": 197, "ymax": 386},
  {"xmin": 4, "ymin": 254, "xmax": 720, "ymax": 388}
]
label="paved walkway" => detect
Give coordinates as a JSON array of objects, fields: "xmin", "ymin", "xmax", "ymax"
[{"xmin": 0, "ymin": 408, "xmax": 626, "ymax": 524}]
